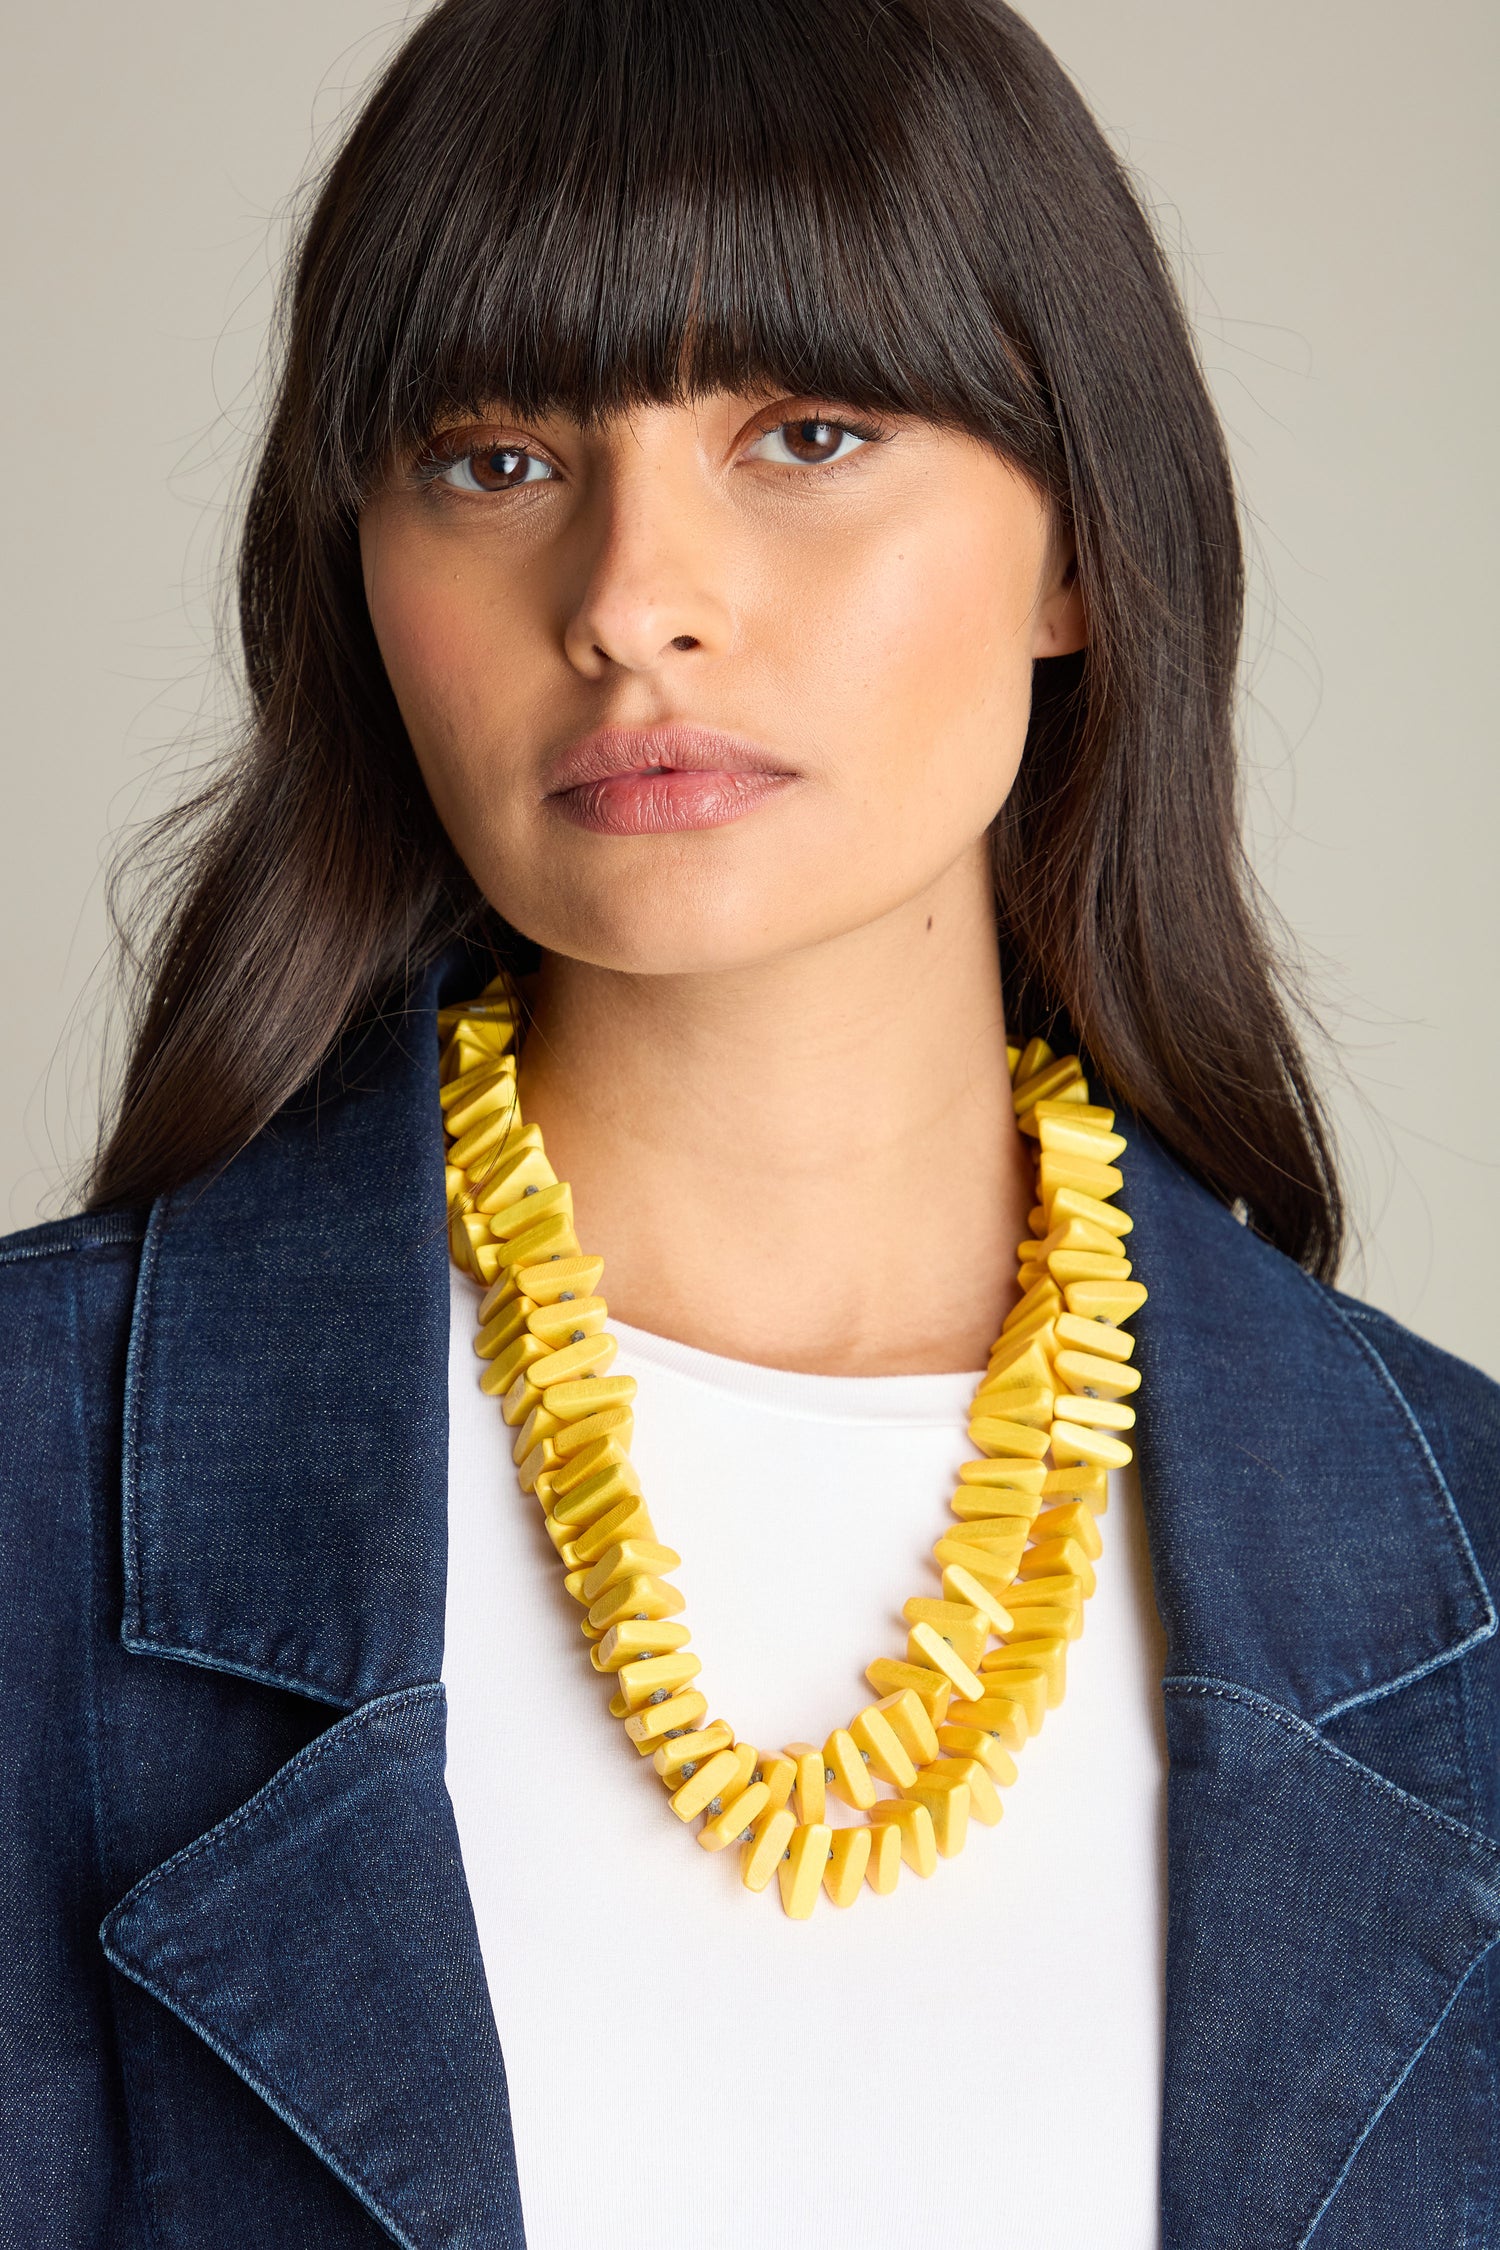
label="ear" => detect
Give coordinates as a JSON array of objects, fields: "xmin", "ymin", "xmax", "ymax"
[{"xmin": 1031, "ymin": 538, "xmax": 1087, "ymax": 659}]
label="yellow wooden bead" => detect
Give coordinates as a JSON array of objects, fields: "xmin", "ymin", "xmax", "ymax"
[
  {"xmin": 1050, "ymin": 1419, "xmax": 1133, "ymax": 1469},
  {"xmin": 868, "ymin": 1799, "xmax": 937, "ymax": 1878},
  {"xmin": 579, "ymin": 1536, "xmax": 678, "ymax": 1601},
  {"xmin": 438, "ymin": 1056, "xmax": 511, "ymax": 1112},
  {"xmin": 823, "ymin": 1826, "xmax": 872, "ymax": 1907},
  {"xmin": 512, "ymin": 1403, "xmax": 561, "ymax": 1465},
  {"xmin": 1048, "ymin": 1250, "xmax": 1133, "ymax": 1287},
  {"xmin": 487, "ymin": 1181, "xmax": 574, "ymax": 1244},
  {"xmin": 442, "ymin": 1067, "xmax": 519, "ymax": 1140},
  {"xmin": 562, "ymin": 1498, "xmax": 655, "ymax": 1568},
  {"xmin": 983, "ymin": 1641, "xmax": 1066, "ymax": 1704},
  {"xmin": 496, "ymin": 1216, "xmax": 582, "ymax": 1279},
  {"xmin": 990, "ymin": 1306, "xmax": 1057, "ymax": 1355},
  {"xmin": 479, "ymin": 1332, "xmax": 549, "ymax": 1398},
  {"xmin": 475, "ymin": 1298, "xmax": 534, "ymax": 1360},
  {"xmin": 1000, "ymin": 1276, "xmax": 1063, "ymax": 1334},
  {"xmin": 778, "ymin": 1824, "xmax": 834, "ymax": 1918},
  {"xmin": 1055, "ymin": 1394, "xmax": 1135, "ymax": 1435},
  {"xmin": 901, "ymin": 1601, "xmax": 989, "ymax": 1668},
  {"xmin": 1054, "ymin": 1311, "xmax": 1135, "ymax": 1362},
  {"xmin": 902, "ymin": 1764, "xmax": 972, "ymax": 1857},
  {"xmin": 984, "ymin": 1334, "xmax": 1054, "ymax": 1390},
  {"xmin": 549, "ymin": 1462, "xmax": 643, "ymax": 1532},
  {"xmin": 947, "ymin": 1688, "xmax": 1035, "ymax": 1742},
  {"xmin": 1006, "ymin": 1570, "xmax": 1085, "ymax": 1614},
  {"xmin": 653, "ymin": 1722, "xmax": 734, "ymax": 1781},
  {"xmin": 1037, "ymin": 1113, "xmax": 1127, "ymax": 1163},
  {"xmin": 936, "ymin": 1725, "xmax": 1019, "ymax": 1784},
  {"xmin": 1055, "ymin": 1350, "xmax": 1140, "ymax": 1401},
  {"xmin": 669, "ymin": 1747, "xmax": 741, "ymax": 1822},
  {"xmin": 866, "ymin": 1817, "xmax": 903, "ymax": 1895},
  {"xmin": 531, "ymin": 1333, "xmax": 617, "ymax": 1390},
  {"xmin": 546, "ymin": 1374, "xmax": 638, "ymax": 1422},
  {"xmin": 784, "ymin": 1743, "xmax": 826, "ymax": 1825},
  {"xmin": 624, "ymin": 1689, "xmax": 708, "ymax": 1745},
  {"xmin": 938, "ymin": 1565, "xmax": 1014, "ymax": 1636},
  {"xmin": 969, "ymin": 1381, "xmax": 1053, "ymax": 1432},
  {"xmin": 471, "ymin": 1146, "xmax": 554, "ymax": 1214},
  {"xmin": 585, "ymin": 1572, "xmax": 685, "ymax": 1630},
  {"xmin": 616, "ymin": 1651, "xmax": 703, "ymax": 1712},
  {"xmin": 1039, "ymin": 1151, "xmax": 1124, "ymax": 1203},
  {"xmin": 1013, "ymin": 1036, "xmax": 1053, "ymax": 1085},
  {"xmin": 823, "ymin": 1727, "xmax": 877, "ymax": 1812},
  {"xmin": 949, "ymin": 1485, "xmax": 1038, "ymax": 1527},
  {"xmin": 513, "ymin": 1255, "xmax": 606, "ymax": 1306},
  {"xmin": 957, "ymin": 1456, "xmax": 1046, "ymax": 1495},
  {"xmin": 905, "ymin": 1623, "xmax": 986, "ymax": 1701},
  {"xmin": 526, "ymin": 1296, "xmax": 609, "ymax": 1347},
  {"xmin": 742, "ymin": 1805, "xmax": 797, "ymax": 1893},
  {"xmin": 445, "ymin": 1164, "xmax": 468, "ymax": 1209},
  {"xmin": 550, "ymin": 1435, "xmax": 637, "ymax": 1496},
  {"xmin": 1042, "ymin": 1463, "xmax": 1109, "ymax": 1508},
  {"xmin": 752, "ymin": 1752, "xmax": 798, "ymax": 1810},
  {"xmin": 1006, "ymin": 1601, "xmax": 1083, "ymax": 1643},
  {"xmin": 969, "ymin": 1415, "xmax": 1051, "ymax": 1461},
  {"xmin": 1048, "ymin": 1185, "xmax": 1131, "ymax": 1238},
  {"xmin": 554, "ymin": 1406, "xmax": 634, "ymax": 1460},
  {"xmin": 517, "ymin": 1439, "xmax": 558, "ymax": 1493},
  {"xmin": 1031, "ymin": 1501, "xmax": 1103, "ymax": 1560},
  {"xmin": 1012, "ymin": 1055, "xmax": 1084, "ymax": 1113},
  {"xmin": 1063, "ymin": 1278, "xmax": 1147, "ymax": 1324},
  {"xmin": 863, "ymin": 1660, "xmax": 953, "ymax": 1724},
  {"xmin": 592, "ymin": 1619, "xmax": 691, "ymax": 1670},
  {"xmin": 931, "ymin": 1537, "xmax": 1023, "ymax": 1591},
  {"xmin": 849, "ymin": 1704, "xmax": 918, "ymax": 1788},
  {"xmin": 937, "ymin": 1754, "xmax": 1003, "ymax": 1826},
  {"xmin": 699, "ymin": 1781, "xmax": 771, "ymax": 1853},
  {"xmin": 873, "ymin": 1688, "xmax": 939, "ymax": 1767},
  {"xmin": 448, "ymin": 1105, "xmax": 522, "ymax": 1172},
  {"xmin": 1020, "ymin": 1538, "xmax": 1097, "ymax": 1597}
]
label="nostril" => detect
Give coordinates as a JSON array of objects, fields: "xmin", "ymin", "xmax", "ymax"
[{"xmin": 670, "ymin": 634, "xmax": 699, "ymax": 651}]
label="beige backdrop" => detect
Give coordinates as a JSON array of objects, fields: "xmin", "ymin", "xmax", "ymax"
[{"xmin": 4, "ymin": 2, "xmax": 1496, "ymax": 1371}]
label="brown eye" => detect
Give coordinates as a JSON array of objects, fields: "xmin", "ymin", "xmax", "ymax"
[
  {"xmin": 748, "ymin": 417, "xmax": 872, "ymax": 468},
  {"xmin": 435, "ymin": 442, "xmax": 553, "ymax": 493}
]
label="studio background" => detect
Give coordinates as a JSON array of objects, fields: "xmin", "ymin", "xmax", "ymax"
[{"xmin": 3, "ymin": 1, "xmax": 1496, "ymax": 1371}]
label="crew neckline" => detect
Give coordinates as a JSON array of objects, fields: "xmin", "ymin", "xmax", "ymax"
[{"xmin": 606, "ymin": 1311, "xmax": 987, "ymax": 1427}]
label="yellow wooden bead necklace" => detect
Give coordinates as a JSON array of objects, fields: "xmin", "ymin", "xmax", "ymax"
[{"xmin": 441, "ymin": 979, "xmax": 1146, "ymax": 1918}]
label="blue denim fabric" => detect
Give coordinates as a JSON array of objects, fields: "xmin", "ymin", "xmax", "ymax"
[{"xmin": 3, "ymin": 949, "xmax": 1499, "ymax": 2247}]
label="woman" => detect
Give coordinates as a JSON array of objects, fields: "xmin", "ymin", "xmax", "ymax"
[{"xmin": 3, "ymin": 0, "xmax": 1497, "ymax": 2243}]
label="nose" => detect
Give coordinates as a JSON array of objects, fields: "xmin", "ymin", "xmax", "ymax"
[{"xmin": 561, "ymin": 449, "xmax": 733, "ymax": 678}]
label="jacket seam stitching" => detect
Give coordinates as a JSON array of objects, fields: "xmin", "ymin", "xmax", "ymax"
[
  {"xmin": 1165, "ymin": 1674, "xmax": 1500, "ymax": 1858},
  {"xmin": 0, "ymin": 1220, "xmax": 143, "ymax": 1265},
  {"xmin": 1299, "ymin": 1934, "xmax": 1500, "ymax": 2246},
  {"xmin": 1300, "ymin": 1283, "xmax": 1498, "ymax": 1718},
  {"xmin": 117, "ymin": 1631, "xmax": 361, "ymax": 1710},
  {"xmin": 101, "ymin": 1683, "xmax": 442, "ymax": 1915},
  {"xmin": 119, "ymin": 1193, "xmax": 170, "ymax": 1647}
]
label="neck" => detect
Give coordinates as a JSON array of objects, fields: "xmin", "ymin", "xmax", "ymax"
[{"xmin": 517, "ymin": 847, "xmax": 1033, "ymax": 1375}]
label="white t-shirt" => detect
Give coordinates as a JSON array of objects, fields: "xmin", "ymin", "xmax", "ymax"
[{"xmin": 444, "ymin": 1264, "xmax": 1166, "ymax": 2249}]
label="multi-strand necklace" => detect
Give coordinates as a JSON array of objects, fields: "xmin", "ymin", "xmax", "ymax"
[{"xmin": 442, "ymin": 979, "xmax": 1145, "ymax": 1918}]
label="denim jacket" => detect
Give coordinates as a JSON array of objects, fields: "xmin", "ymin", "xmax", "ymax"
[{"xmin": 4, "ymin": 955, "xmax": 1500, "ymax": 2249}]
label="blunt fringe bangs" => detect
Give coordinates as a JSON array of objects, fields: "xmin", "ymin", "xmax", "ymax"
[{"xmin": 91, "ymin": 0, "xmax": 1344, "ymax": 1279}]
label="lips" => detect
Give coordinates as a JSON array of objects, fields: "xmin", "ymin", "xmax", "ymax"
[{"xmin": 544, "ymin": 724, "xmax": 798, "ymax": 836}]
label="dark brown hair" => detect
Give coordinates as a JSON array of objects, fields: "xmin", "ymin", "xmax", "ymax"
[{"xmin": 89, "ymin": 0, "xmax": 1343, "ymax": 1275}]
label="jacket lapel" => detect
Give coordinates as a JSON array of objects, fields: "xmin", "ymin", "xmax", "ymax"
[
  {"xmin": 1127, "ymin": 1130, "xmax": 1500, "ymax": 2245},
  {"xmin": 100, "ymin": 1688, "xmax": 525, "ymax": 2250},
  {"xmin": 107, "ymin": 949, "xmax": 528, "ymax": 2246}
]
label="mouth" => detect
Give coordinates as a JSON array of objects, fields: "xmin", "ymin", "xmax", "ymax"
[{"xmin": 544, "ymin": 723, "xmax": 800, "ymax": 837}]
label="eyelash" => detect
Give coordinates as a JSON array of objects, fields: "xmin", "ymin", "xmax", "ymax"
[{"xmin": 410, "ymin": 412, "xmax": 888, "ymax": 494}]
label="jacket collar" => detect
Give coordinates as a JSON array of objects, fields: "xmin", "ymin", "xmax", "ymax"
[{"xmin": 109, "ymin": 959, "xmax": 1500, "ymax": 2246}]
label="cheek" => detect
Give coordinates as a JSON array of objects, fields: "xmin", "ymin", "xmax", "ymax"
[{"xmin": 789, "ymin": 502, "xmax": 1039, "ymax": 820}]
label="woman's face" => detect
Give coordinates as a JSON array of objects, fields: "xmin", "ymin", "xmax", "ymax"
[{"xmin": 359, "ymin": 390, "xmax": 1084, "ymax": 976}]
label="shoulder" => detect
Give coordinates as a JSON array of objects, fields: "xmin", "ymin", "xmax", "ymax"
[
  {"xmin": 1323, "ymin": 1281, "xmax": 1500, "ymax": 1568},
  {"xmin": 0, "ymin": 1205, "xmax": 146, "ymax": 1340},
  {"xmin": 0, "ymin": 1208, "xmax": 146, "ymax": 1517}
]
